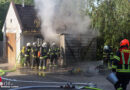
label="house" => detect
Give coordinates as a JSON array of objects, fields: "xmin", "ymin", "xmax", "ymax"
[
  {"xmin": 2, "ymin": 1, "xmax": 41, "ymax": 66},
  {"xmin": 2, "ymin": 1, "xmax": 97, "ymax": 66}
]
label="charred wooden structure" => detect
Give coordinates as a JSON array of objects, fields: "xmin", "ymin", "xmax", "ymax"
[{"xmin": 60, "ymin": 33, "xmax": 97, "ymax": 66}]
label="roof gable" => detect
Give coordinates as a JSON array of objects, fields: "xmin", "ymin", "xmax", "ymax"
[
  {"xmin": 2, "ymin": 1, "xmax": 22, "ymax": 33},
  {"xmin": 15, "ymin": 4, "xmax": 41, "ymax": 32}
]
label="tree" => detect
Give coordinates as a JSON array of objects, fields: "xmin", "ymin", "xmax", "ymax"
[
  {"xmin": 0, "ymin": 1, "xmax": 9, "ymax": 41},
  {"xmin": 13, "ymin": 0, "xmax": 34, "ymax": 5},
  {"xmin": 86, "ymin": 0, "xmax": 130, "ymax": 59}
]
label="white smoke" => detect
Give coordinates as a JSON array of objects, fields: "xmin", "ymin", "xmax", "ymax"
[
  {"xmin": 34, "ymin": 0, "xmax": 92, "ymax": 42},
  {"xmin": 34, "ymin": 0, "xmax": 57, "ymax": 42}
]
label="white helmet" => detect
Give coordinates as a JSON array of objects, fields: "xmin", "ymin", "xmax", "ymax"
[
  {"xmin": 26, "ymin": 42, "xmax": 31, "ymax": 46},
  {"xmin": 42, "ymin": 42, "xmax": 47, "ymax": 47},
  {"xmin": 104, "ymin": 45, "xmax": 109, "ymax": 50},
  {"xmin": 52, "ymin": 42, "xmax": 56, "ymax": 46},
  {"xmin": 33, "ymin": 42, "xmax": 36, "ymax": 46}
]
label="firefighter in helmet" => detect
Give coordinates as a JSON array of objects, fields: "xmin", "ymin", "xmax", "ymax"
[
  {"xmin": 103, "ymin": 45, "xmax": 113, "ymax": 68},
  {"xmin": 49, "ymin": 42, "xmax": 59, "ymax": 66},
  {"xmin": 112, "ymin": 39, "xmax": 130, "ymax": 90},
  {"xmin": 39, "ymin": 42, "xmax": 48, "ymax": 70},
  {"xmin": 31, "ymin": 42, "xmax": 39, "ymax": 69},
  {"xmin": 24, "ymin": 42, "xmax": 31, "ymax": 67}
]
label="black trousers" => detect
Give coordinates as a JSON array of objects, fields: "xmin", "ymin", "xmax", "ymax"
[
  {"xmin": 32, "ymin": 57, "xmax": 38, "ymax": 67},
  {"xmin": 115, "ymin": 72, "xmax": 130, "ymax": 90},
  {"xmin": 39, "ymin": 57, "xmax": 47, "ymax": 68},
  {"xmin": 25, "ymin": 56, "xmax": 30, "ymax": 67},
  {"xmin": 50, "ymin": 55, "xmax": 58, "ymax": 65}
]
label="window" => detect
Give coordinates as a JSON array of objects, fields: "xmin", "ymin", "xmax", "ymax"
[{"xmin": 10, "ymin": 19, "xmax": 12, "ymax": 23}]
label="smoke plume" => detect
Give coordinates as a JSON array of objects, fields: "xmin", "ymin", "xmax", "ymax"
[{"xmin": 34, "ymin": 0, "xmax": 92, "ymax": 42}]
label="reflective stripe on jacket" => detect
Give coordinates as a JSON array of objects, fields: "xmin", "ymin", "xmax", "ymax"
[
  {"xmin": 40, "ymin": 56, "xmax": 48, "ymax": 60},
  {"xmin": 25, "ymin": 54, "xmax": 29, "ymax": 57},
  {"xmin": 116, "ymin": 48, "xmax": 130, "ymax": 72}
]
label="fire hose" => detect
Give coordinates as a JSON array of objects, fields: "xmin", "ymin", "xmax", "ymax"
[
  {"xmin": 1, "ymin": 76, "xmax": 102, "ymax": 90},
  {"xmin": 0, "ymin": 49, "xmax": 21, "ymax": 76},
  {"xmin": 0, "ymin": 67, "xmax": 16, "ymax": 76},
  {"xmin": 0, "ymin": 71, "xmax": 102, "ymax": 90},
  {"xmin": 9, "ymin": 85, "xmax": 102, "ymax": 90},
  {"xmin": 3, "ymin": 78, "xmax": 102, "ymax": 90},
  {"xmin": 0, "ymin": 62, "xmax": 17, "ymax": 76}
]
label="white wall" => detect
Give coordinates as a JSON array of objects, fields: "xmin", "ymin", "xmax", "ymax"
[
  {"xmin": 20, "ymin": 33, "xmax": 42, "ymax": 48},
  {"xmin": 20, "ymin": 34, "xmax": 35, "ymax": 49},
  {"xmin": 2, "ymin": 2, "xmax": 22, "ymax": 63},
  {"xmin": 5, "ymin": 3, "xmax": 21, "ymax": 33}
]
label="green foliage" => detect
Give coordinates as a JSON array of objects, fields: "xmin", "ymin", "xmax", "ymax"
[
  {"xmin": 0, "ymin": 1, "xmax": 9, "ymax": 41},
  {"xmin": 13, "ymin": 0, "xmax": 34, "ymax": 5},
  {"xmin": 86, "ymin": 0, "xmax": 130, "ymax": 59},
  {"xmin": 0, "ymin": 0, "xmax": 34, "ymax": 5}
]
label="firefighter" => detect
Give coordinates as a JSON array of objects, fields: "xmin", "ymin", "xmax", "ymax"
[
  {"xmin": 103, "ymin": 45, "xmax": 113, "ymax": 68},
  {"xmin": 112, "ymin": 39, "xmax": 130, "ymax": 90},
  {"xmin": 36, "ymin": 43, "xmax": 41, "ymax": 69},
  {"xmin": 24, "ymin": 42, "xmax": 31, "ymax": 67},
  {"xmin": 31, "ymin": 42, "xmax": 39, "ymax": 69},
  {"xmin": 20, "ymin": 46, "xmax": 26, "ymax": 66},
  {"xmin": 21, "ymin": 46, "xmax": 25, "ymax": 56},
  {"xmin": 39, "ymin": 42, "xmax": 48, "ymax": 70},
  {"xmin": 56, "ymin": 46, "xmax": 60, "ymax": 63},
  {"xmin": 49, "ymin": 42, "xmax": 59, "ymax": 66}
]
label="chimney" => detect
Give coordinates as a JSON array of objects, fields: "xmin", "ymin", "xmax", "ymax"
[{"xmin": 22, "ymin": 0, "xmax": 24, "ymax": 7}]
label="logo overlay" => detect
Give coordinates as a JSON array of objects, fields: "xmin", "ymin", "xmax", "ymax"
[
  {"xmin": 0, "ymin": 77, "xmax": 19, "ymax": 88},
  {"xmin": 0, "ymin": 77, "xmax": 3, "ymax": 86}
]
